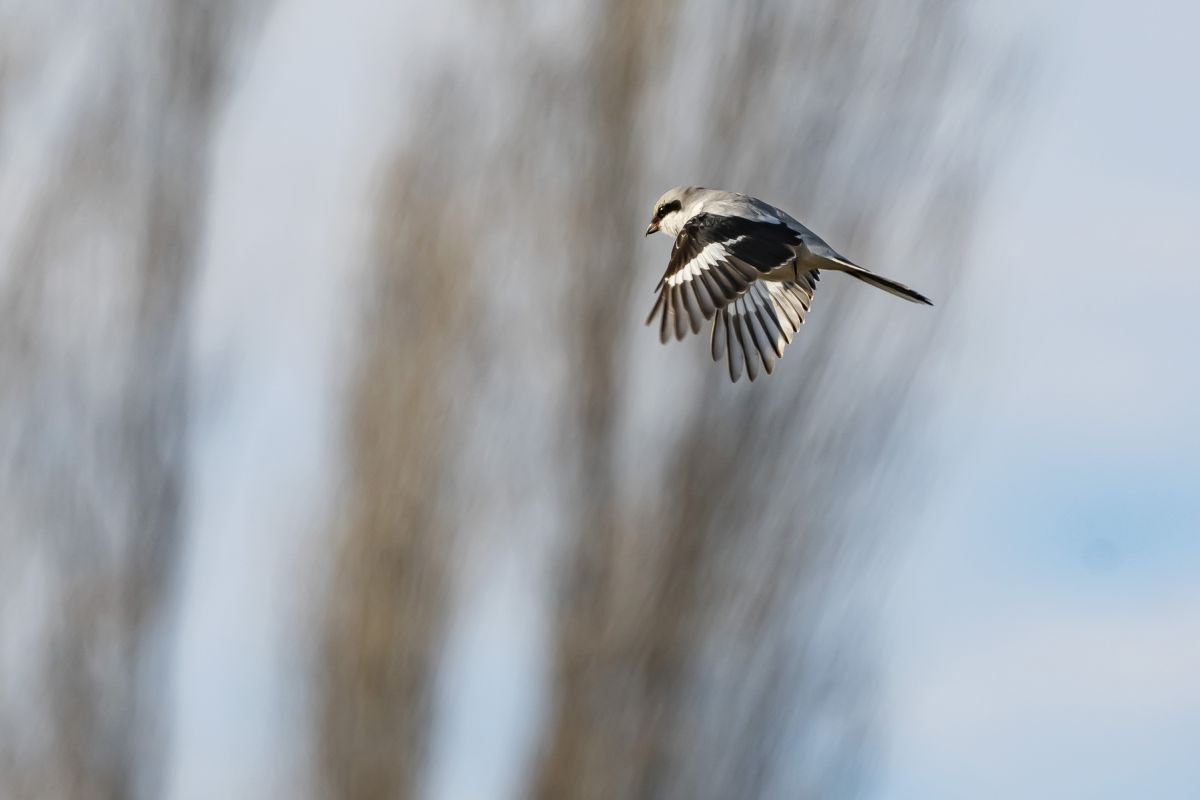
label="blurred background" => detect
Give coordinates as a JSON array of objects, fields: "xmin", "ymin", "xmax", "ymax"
[{"xmin": 1, "ymin": 0, "xmax": 1196, "ymax": 798}]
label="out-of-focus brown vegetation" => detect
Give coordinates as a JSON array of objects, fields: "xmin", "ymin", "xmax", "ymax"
[
  {"xmin": 0, "ymin": 3, "xmax": 252, "ymax": 797},
  {"xmin": 318, "ymin": 131, "xmax": 478, "ymax": 799},
  {"xmin": 0, "ymin": 0, "xmax": 1017, "ymax": 798}
]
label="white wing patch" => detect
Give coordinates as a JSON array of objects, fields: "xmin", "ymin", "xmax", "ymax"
[{"xmin": 664, "ymin": 239, "xmax": 745, "ymax": 287}]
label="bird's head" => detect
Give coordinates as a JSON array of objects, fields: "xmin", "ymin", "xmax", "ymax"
[{"xmin": 645, "ymin": 186, "xmax": 702, "ymax": 237}]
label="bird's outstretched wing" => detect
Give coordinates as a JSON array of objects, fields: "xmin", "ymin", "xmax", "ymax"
[
  {"xmin": 710, "ymin": 273, "xmax": 818, "ymax": 382},
  {"xmin": 645, "ymin": 213, "xmax": 802, "ymax": 343}
]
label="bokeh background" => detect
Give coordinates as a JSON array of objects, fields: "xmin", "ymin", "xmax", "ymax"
[{"xmin": 1, "ymin": 0, "xmax": 1196, "ymax": 798}]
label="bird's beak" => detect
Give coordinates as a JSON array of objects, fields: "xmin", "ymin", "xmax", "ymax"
[{"xmin": 645, "ymin": 221, "xmax": 659, "ymax": 236}]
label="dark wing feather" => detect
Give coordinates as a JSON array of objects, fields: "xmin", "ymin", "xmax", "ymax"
[{"xmin": 710, "ymin": 274, "xmax": 820, "ymax": 383}]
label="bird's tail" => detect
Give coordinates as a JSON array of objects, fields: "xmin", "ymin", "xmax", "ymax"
[
  {"xmin": 842, "ymin": 266, "xmax": 932, "ymax": 305},
  {"xmin": 805, "ymin": 247, "xmax": 933, "ymax": 305}
]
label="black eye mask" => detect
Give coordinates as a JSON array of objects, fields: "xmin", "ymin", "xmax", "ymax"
[{"xmin": 654, "ymin": 199, "xmax": 682, "ymax": 221}]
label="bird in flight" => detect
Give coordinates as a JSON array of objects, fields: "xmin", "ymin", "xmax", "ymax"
[{"xmin": 644, "ymin": 186, "xmax": 932, "ymax": 382}]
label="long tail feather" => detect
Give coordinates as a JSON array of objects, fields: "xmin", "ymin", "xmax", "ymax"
[
  {"xmin": 803, "ymin": 245, "xmax": 933, "ymax": 305},
  {"xmin": 842, "ymin": 266, "xmax": 933, "ymax": 305}
]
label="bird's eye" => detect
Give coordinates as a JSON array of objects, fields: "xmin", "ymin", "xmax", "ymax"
[{"xmin": 654, "ymin": 199, "xmax": 681, "ymax": 220}]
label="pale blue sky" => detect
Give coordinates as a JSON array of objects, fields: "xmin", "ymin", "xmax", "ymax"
[{"xmin": 881, "ymin": 1, "xmax": 1200, "ymax": 796}]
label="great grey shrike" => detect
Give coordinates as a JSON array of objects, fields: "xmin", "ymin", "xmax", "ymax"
[{"xmin": 644, "ymin": 186, "xmax": 932, "ymax": 382}]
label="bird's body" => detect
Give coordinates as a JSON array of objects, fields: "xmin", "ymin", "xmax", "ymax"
[{"xmin": 644, "ymin": 186, "xmax": 932, "ymax": 382}]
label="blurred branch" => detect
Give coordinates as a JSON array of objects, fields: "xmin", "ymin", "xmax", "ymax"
[{"xmin": 317, "ymin": 118, "xmax": 477, "ymax": 799}]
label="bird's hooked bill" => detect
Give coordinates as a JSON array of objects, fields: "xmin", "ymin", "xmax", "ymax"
[{"xmin": 645, "ymin": 222, "xmax": 659, "ymax": 236}]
